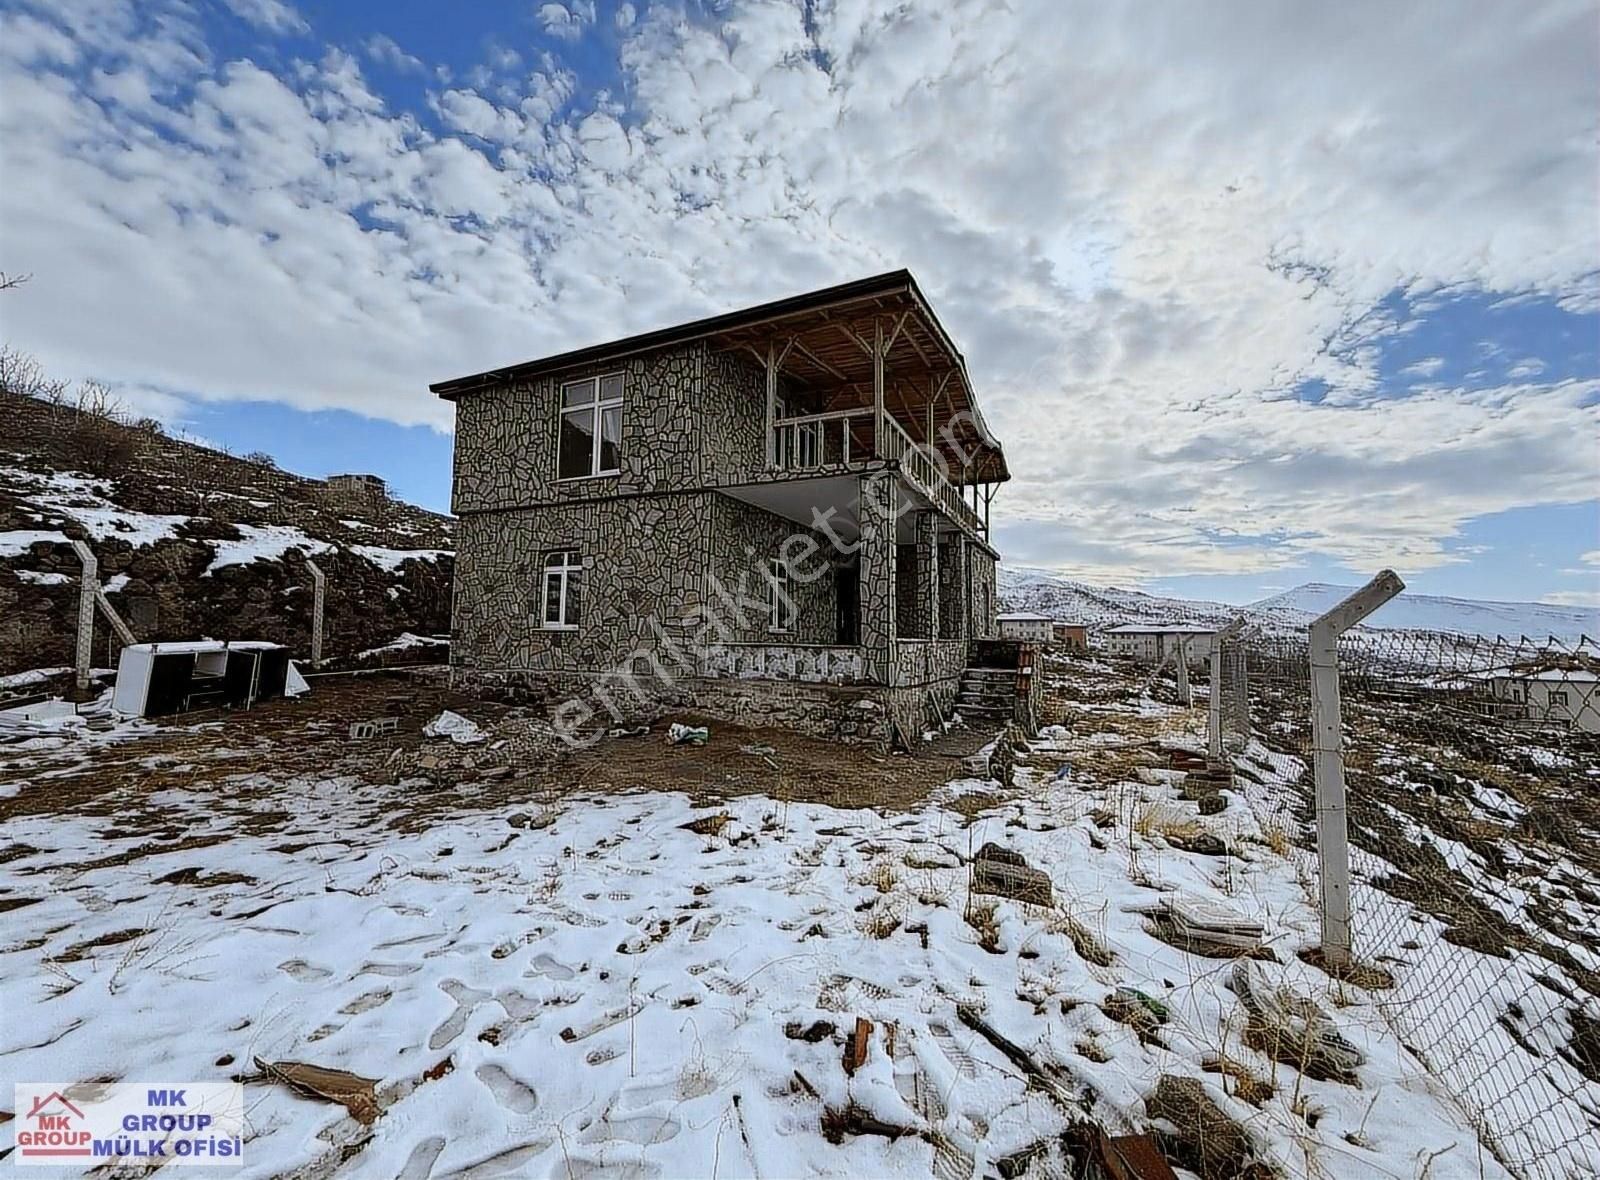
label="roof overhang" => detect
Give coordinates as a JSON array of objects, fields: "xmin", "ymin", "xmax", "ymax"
[{"xmin": 430, "ymin": 270, "xmax": 1008, "ymax": 484}]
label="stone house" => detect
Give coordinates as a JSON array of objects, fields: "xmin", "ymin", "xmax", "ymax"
[{"xmin": 432, "ymin": 271, "xmax": 1013, "ymax": 747}]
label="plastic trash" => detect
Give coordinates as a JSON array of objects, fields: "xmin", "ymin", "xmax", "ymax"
[{"xmin": 667, "ymin": 723, "xmax": 709, "ymax": 746}]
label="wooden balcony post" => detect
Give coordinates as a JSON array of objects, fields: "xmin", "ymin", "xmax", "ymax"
[
  {"xmin": 764, "ymin": 342, "xmax": 777, "ymax": 470},
  {"xmin": 873, "ymin": 320, "xmax": 884, "ymax": 459}
]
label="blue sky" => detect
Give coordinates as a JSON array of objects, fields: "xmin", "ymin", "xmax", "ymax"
[{"xmin": 1, "ymin": 0, "xmax": 1596, "ymax": 607}]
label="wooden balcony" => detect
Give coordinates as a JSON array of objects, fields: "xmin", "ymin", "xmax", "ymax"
[{"xmin": 769, "ymin": 407, "xmax": 988, "ymax": 537}]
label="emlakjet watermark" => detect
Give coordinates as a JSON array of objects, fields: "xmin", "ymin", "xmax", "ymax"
[{"xmin": 14, "ymin": 1082, "xmax": 244, "ymax": 1167}]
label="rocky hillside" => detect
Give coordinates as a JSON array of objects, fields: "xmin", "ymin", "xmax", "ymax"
[{"xmin": 0, "ymin": 387, "xmax": 454, "ymax": 678}]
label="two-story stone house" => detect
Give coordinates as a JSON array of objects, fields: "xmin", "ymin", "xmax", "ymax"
[{"xmin": 432, "ymin": 271, "xmax": 1012, "ymax": 747}]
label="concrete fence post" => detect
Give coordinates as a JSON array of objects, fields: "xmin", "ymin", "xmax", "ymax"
[
  {"xmin": 307, "ymin": 559, "xmax": 326, "ymax": 669},
  {"xmin": 1174, "ymin": 637, "xmax": 1191, "ymax": 706},
  {"xmin": 1309, "ymin": 570, "xmax": 1405, "ymax": 966},
  {"xmin": 71, "ymin": 540, "xmax": 98, "ymax": 695}
]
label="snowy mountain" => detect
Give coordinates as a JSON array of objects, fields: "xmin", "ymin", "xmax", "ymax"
[
  {"xmin": 997, "ymin": 566, "xmax": 1235, "ymax": 630},
  {"xmin": 1246, "ymin": 582, "xmax": 1597, "ymax": 642},
  {"xmin": 999, "ymin": 566, "xmax": 1598, "ymax": 643}
]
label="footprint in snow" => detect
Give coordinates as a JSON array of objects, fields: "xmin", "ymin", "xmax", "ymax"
[
  {"xmin": 278, "ymin": 958, "xmax": 333, "ymax": 982},
  {"xmin": 475, "ymin": 1063, "xmax": 539, "ymax": 1114},
  {"xmin": 354, "ymin": 961, "xmax": 421, "ymax": 978},
  {"xmin": 579, "ymin": 1112, "xmax": 680, "ymax": 1146},
  {"xmin": 927, "ymin": 1021, "xmax": 978, "ymax": 1079},
  {"xmin": 339, "ymin": 989, "xmax": 391, "ymax": 1015},
  {"xmin": 524, "ymin": 953, "xmax": 575, "ymax": 981},
  {"xmin": 430, "ymin": 978, "xmax": 491, "ymax": 1050},
  {"xmin": 437, "ymin": 1141, "xmax": 552, "ymax": 1180},
  {"xmin": 397, "ymin": 1135, "xmax": 446, "ymax": 1180},
  {"xmin": 560, "ymin": 1000, "xmax": 644, "ymax": 1043}
]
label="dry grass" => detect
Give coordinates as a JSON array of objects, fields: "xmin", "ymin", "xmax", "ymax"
[
  {"xmin": 856, "ymin": 859, "xmax": 899, "ymax": 895},
  {"xmin": 1132, "ymin": 803, "xmax": 1206, "ymax": 844},
  {"xmin": 1045, "ymin": 905, "xmax": 1115, "ymax": 966},
  {"xmin": 964, "ymin": 899, "xmax": 1002, "ymax": 954}
]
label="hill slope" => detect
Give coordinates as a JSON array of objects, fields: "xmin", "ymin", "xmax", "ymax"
[
  {"xmin": 0, "ymin": 388, "xmax": 454, "ymax": 678},
  {"xmin": 999, "ymin": 566, "xmax": 1597, "ymax": 642}
]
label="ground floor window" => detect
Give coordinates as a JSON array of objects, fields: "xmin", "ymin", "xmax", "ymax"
[
  {"xmin": 542, "ymin": 550, "xmax": 582, "ymax": 629},
  {"xmin": 768, "ymin": 558, "xmax": 794, "ymax": 633}
]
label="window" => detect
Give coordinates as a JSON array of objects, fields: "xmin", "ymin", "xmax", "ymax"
[
  {"xmin": 541, "ymin": 550, "xmax": 582, "ymax": 629},
  {"xmin": 1548, "ymin": 690, "xmax": 1570, "ymax": 707},
  {"xmin": 558, "ymin": 373, "xmax": 623, "ymax": 480},
  {"xmin": 768, "ymin": 558, "xmax": 794, "ymax": 633}
]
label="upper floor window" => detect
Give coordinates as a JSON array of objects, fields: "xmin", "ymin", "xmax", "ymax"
[
  {"xmin": 559, "ymin": 373, "xmax": 623, "ymax": 480},
  {"xmin": 1548, "ymin": 689, "xmax": 1570, "ymax": 707},
  {"xmin": 768, "ymin": 558, "xmax": 794, "ymax": 633},
  {"xmin": 542, "ymin": 549, "xmax": 582, "ymax": 629}
]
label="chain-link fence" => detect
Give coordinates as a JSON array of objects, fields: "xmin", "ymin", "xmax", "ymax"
[{"xmin": 1215, "ymin": 622, "xmax": 1600, "ymax": 1179}]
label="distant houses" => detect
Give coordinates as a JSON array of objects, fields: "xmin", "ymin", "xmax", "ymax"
[{"xmin": 1485, "ymin": 665, "xmax": 1599, "ymax": 733}]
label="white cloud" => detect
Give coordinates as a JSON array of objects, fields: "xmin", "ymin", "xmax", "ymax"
[
  {"xmin": 220, "ymin": 0, "xmax": 308, "ymax": 36},
  {"xmin": 1542, "ymin": 589, "xmax": 1600, "ymax": 607},
  {"xmin": 364, "ymin": 34, "xmax": 425, "ymax": 75},
  {"xmin": 537, "ymin": 2, "xmax": 595, "ymax": 42},
  {"xmin": 1400, "ymin": 356, "xmax": 1445, "ymax": 378},
  {"xmin": 1506, "ymin": 357, "xmax": 1547, "ymax": 378},
  {"xmin": 0, "ymin": 0, "xmax": 1595, "ymax": 587}
]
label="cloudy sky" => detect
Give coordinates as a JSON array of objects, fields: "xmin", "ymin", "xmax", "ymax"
[{"xmin": 2, "ymin": 0, "xmax": 1596, "ymax": 606}]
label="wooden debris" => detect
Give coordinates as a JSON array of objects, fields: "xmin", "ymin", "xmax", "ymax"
[
  {"xmin": 956, "ymin": 1004, "xmax": 1090, "ymax": 1113},
  {"xmin": 253, "ymin": 1057, "xmax": 380, "ymax": 1125},
  {"xmin": 820, "ymin": 1101, "xmax": 910, "ymax": 1144},
  {"xmin": 842, "ymin": 1017, "xmax": 872, "ymax": 1075}
]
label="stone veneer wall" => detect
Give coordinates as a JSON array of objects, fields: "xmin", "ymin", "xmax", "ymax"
[
  {"xmin": 971, "ymin": 547, "xmax": 998, "ymax": 637},
  {"xmin": 451, "ymin": 493, "xmax": 709, "ymax": 676},
  {"xmin": 451, "ymin": 664, "xmax": 891, "ymax": 746},
  {"xmin": 705, "ymin": 494, "xmax": 838, "ymax": 645}
]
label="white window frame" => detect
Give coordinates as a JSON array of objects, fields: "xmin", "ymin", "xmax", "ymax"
[
  {"xmin": 557, "ymin": 373, "xmax": 623, "ymax": 481},
  {"xmin": 542, "ymin": 549, "xmax": 582, "ymax": 630},
  {"xmin": 767, "ymin": 557, "xmax": 794, "ymax": 634}
]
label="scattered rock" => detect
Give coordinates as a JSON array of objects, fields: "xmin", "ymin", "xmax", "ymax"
[
  {"xmin": 1197, "ymin": 793, "xmax": 1227, "ymax": 816},
  {"xmin": 972, "ymin": 842, "xmax": 1053, "ymax": 905}
]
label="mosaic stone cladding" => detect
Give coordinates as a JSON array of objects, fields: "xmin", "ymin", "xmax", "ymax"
[{"xmin": 448, "ymin": 338, "xmax": 1003, "ymax": 748}]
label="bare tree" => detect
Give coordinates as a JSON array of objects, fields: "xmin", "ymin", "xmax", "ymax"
[
  {"xmin": 65, "ymin": 380, "xmax": 135, "ymax": 475},
  {"xmin": 0, "ymin": 271, "xmax": 30, "ymax": 291}
]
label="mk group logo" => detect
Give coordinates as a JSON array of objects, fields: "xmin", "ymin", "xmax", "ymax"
[{"xmin": 14, "ymin": 1083, "xmax": 244, "ymax": 1168}]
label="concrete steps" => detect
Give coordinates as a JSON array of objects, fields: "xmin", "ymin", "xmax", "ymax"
[{"xmin": 955, "ymin": 666, "xmax": 1016, "ymax": 721}]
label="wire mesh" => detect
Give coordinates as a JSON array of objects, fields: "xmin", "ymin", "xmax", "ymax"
[{"xmin": 1214, "ymin": 626, "xmax": 1600, "ymax": 1179}]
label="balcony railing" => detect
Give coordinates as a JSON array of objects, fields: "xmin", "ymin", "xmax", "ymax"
[{"xmin": 771, "ymin": 408, "xmax": 985, "ymax": 537}]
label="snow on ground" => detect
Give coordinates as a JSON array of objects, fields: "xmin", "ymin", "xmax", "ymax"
[
  {"xmin": 357, "ymin": 632, "xmax": 450, "ymax": 659},
  {"xmin": 206, "ymin": 525, "xmax": 333, "ymax": 573},
  {"xmin": 0, "ymin": 718, "xmax": 1504, "ymax": 1179},
  {"xmin": 12, "ymin": 569, "xmax": 71, "ymax": 585},
  {"xmin": 351, "ymin": 544, "xmax": 452, "ymax": 571},
  {"xmin": 2, "ymin": 466, "xmax": 189, "ymax": 547},
  {"xmin": 0, "ymin": 666, "xmax": 71, "ymax": 690},
  {"xmin": 0, "ymin": 528, "xmax": 70, "ymax": 557}
]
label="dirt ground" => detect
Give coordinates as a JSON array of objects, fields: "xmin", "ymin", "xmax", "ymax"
[{"xmin": 0, "ymin": 672, "xmax": 996, "ymax": 857}]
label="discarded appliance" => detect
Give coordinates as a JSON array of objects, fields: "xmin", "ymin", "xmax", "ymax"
[{"xmin": 112, "ymin": 641, "xmax": 306, "ymax": 718}]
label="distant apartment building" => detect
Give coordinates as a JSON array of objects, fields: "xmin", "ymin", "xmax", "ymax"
[
  {"xmin": 997, "ymin": 612, "xmax": 1054, "ymax": 644},
  {"xmin": 1105, "ymin": 623, "xmax": 1217, "ymax": 664}
]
